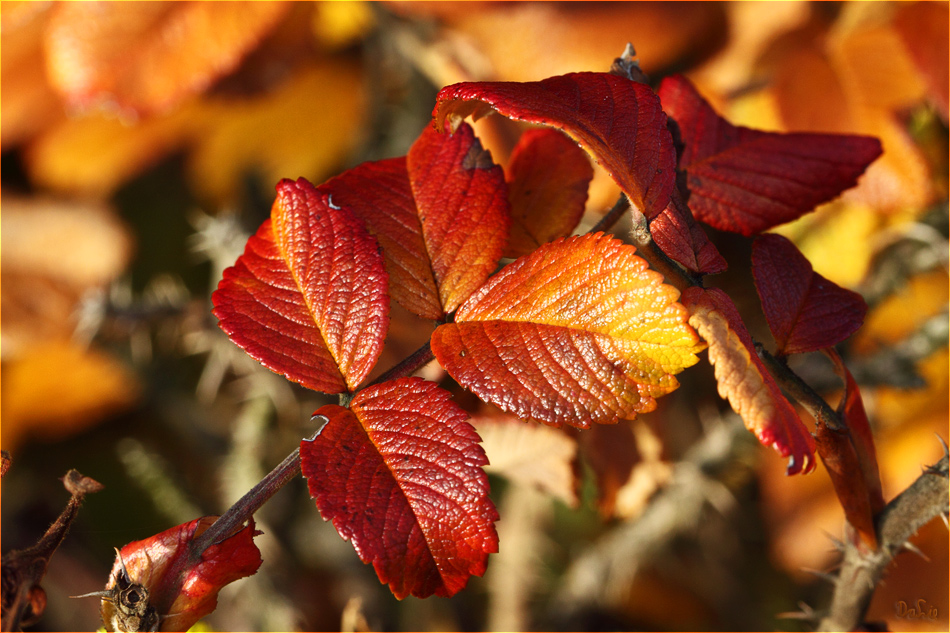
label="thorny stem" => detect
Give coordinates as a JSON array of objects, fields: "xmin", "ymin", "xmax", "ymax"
[{"xmin": 817, "ymin": 452, "xmax": 949, "ymax": 631}]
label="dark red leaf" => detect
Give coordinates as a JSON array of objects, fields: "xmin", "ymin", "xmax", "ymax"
[
  {"xmin": 322, "ymin": 123, "xmax": 509, "ymax": 319},
  {"xmin": 752, "ymin": 233, "xmax": 868, "ymax": 355},
  {"xmin": 504, "ymin": 128, "xmax": 593, "ymax": 258},
  {"xmin": 434, "ymin": 72, "xmax": 676, "ymax": 219},
  {"xmin": 659, "ymin": 74, "xmax": 883, "ymax": 236},
  {"xmin": 682, "ymin": 286, "xmax": 816, "ymax": 475},
  {"xmin": 212, "ymin": 178, "xmax": 389, "ymax": 393},
  {"xmin": 826, "ymin": 348, "xmax": 885, "ymax": 515},
  {"xmin": 650, "ymin": 189, "xmax": 727, "ymax": 274},
  {"xmin": 300, "ymin": 378, "xmax": 499, "ymax": 599}
]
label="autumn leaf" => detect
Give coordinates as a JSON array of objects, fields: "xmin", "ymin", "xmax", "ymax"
[
  {"xmin": 650, "ymin": 190, "xmax": 727, "ymax": 275},
  {"xmin": 44, "ymin": 2, "xmax": 291, "ymax": 116},
  {"xmin": 503, "ymin": 128, "xmax": 593, "ymax": 258},
  {"xmin": 826, "ymin": 348, "xmax": 885, "ymax": 515},
  {"xmin": 813, "ymin": 348, "xmax": 885, "ymax": 549},
  {"xmin": 300, "ymin": 378, "xmax": 498, "ymax": 599},
  {"xmin": 212, "ymin": 177, "xmax": 389, "ymax": 394},
  {"xmin": 101, "ymin": 517, "xmax": 262, "ymax": 632},
  {"xmin": 752, "ymin": 233, "xmax": 868, "ymax": 355},
  {"xmin": 431, "ymin": 233, "xmax": 705, "ymax": 429},
  {"xmin": 471, "ymin": 406, "xmax": 579, "ymax": 507},
  {"xmin": 322, "ymin": 122, "xmax": 509, "ymax": 319},
  {"xmin": 658, "ymin": 74, "xmax": 883, "ymax": 236},
  {"xmin": 682, "ymin": 286, "xmax": 816, "ymax": 475},
  {"xmin": 433, "ymin": 72, "xmax": 676, "ymax": 219}
]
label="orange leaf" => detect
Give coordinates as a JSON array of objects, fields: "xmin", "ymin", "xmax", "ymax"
[
  {"xmin": 682, "ymin": 286, "xmax": 816, "ymax": 475},
  {"xmin": 45, "ymin": 2, "xmax": 291, "ymax": 115},
  {"xmin": 504, "ymin": 128, "xmax": 592, "ymax": 258},
  {"xmin": 431, "ymin": 233, "xmax": 704, "ymax": 428},
  {"xmin": 212, "ymin": 178, "xmax": 389, "ymax": 393}
]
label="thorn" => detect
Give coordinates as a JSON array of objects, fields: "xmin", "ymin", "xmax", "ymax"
[
  {"xmin": 822, "ymin": 530, "xmax": 847, "ymax": 553},
  {"xmin": 936, "ymin": 434, "xmax": 949, "ymax": 457},
  {"xmin": 802, "ymin": 567, "xmax": 839, "ymax": 585},
  {"xmin": 777, "ymin": 601, "xmax": 817, "ymax": 622},
  {"xmin": 941, "ymin": 512, "xmax": 949, "ymax": 529},
  {"xmin": 901, "ymin": 541, "xmax": 930, "ymax": 562}
]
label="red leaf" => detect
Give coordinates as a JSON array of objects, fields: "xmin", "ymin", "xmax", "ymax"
[
  {"xmin": 659, "ymin": 74, "xmax": 883, "ymax": 236},
  {"xmin": 504, "ymin": 128, "xmax": 593, "ymax": 258},
  {"xmin": 826, "ymin": 348, "xmax": 885, "ymax": 514},
  {"xmin": 103, "ymin": 517, "xmax": 262, "ymax": 632},
  {"xmin": 434, "ymin": 72, "xmax": 676, "ymax": 219},
  {"xmin": 300, "ymin": 378, "xmax": 499, "ymax": 599},
  {"xmin": 650, "ymin": 189, "xmax": 727, "ymax": 274},
  {"xmin": 322, "ymin": 123, "xmax": 509, "ymax": 319},
  {"xmin": 682, "ymin": 286, "xmax": 816, "ymax": 475},
  {"xmin": 407, "ymin": 122, "xmax": 510, "ymax": 314},
  {"xmin": 212, "ymin": 177, "xmax": 388, "ymax": 393},
  {"xmin": 431, "ymin": 233, "xmax": 705, "ymax": 429},
  {"xmin": 752, "ymin": 233, "xmax": 868, "ymax": 355}
]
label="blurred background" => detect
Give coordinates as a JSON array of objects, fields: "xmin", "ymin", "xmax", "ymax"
[{"xmin": 2, "ymin": 2, "xmax": 947, "ymax": 631}]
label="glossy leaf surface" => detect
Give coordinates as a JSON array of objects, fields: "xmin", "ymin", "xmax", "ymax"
[
  {"xmin": 104, "ymin": 517, "xmax": 262, "ymax": 632},
  {"xmin": 432, "ymin": 233, "xmax": 705, "ymax": 428},
  {"xmin": 434, "ymin": 72, "xmax": 676, "ymax": 219},
  {"xmin": 212, "ymin": 178, "xmax": 388, "ymax": 393},
  {"xmin": 322, "ymin": 123, "xmax": 509, "ymax": 319},
  {"xmin": 752, "ymin": 233, "xmax": 868, "ymax": 355},
  {"xmin": 659, "ymin": 74, "xmax": 882, "ymax": 236},
  {"xmin": 683, "ymin": 286, "xmax": 816, "ymax": 475},
  {"xmin": 300, "ymin": 378, "xmax": 498, "ymax": 599},
  {"xmin": 504, "ymin": 128, "xmax": 593, "ymax": 258}
]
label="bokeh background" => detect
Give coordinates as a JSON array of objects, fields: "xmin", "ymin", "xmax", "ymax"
[{"xmin": 2, "ymin": 2, "xmax": 947, "ymax": 631}]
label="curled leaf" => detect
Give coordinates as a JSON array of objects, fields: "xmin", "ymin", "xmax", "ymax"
[
  {"xmin": 683, "ymin": 286, "xmax": 816, "ymax": 475},
  {"xmin": 212, "ymin": 177, "xmax": 389, "ymax": 393},
  {"xmin": 432, "ymin": 233, "xmax": 705, "ymax": 428},
  {"xmin": 434, "ymin": 72, "xmax": 676, "ymax": 218},
  {"xmin": 752, "ymin": 233, "xmax": 867, "ymax": 355},
  {"xmin": 659, "ymin": 74, "xmax": 882, "ymax": 236},
  {"xmin": 300, "ymin": 378, "xmax": 498, "ymax": 599}
]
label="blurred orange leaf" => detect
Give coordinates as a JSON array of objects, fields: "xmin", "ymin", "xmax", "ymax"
[
  {"xmin": 45, "ymin": 2, "xmax": 291, "ymax": 116},
  {"xmin": 432, "ymin": 233, "xmax": 704, "ymax": 428}
]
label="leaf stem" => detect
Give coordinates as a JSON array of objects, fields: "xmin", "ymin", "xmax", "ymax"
[
  {"xmin": 589, "ymin": 194, "xmax": 631, "ymax": 234},
  {"xmin": 756, "ymin": 344, "xmax": 845, "ymax": 432},
  {"xmin": 368, "ymin": 340, "xmax": 434, "ymax": 388},
  {"xmin": 190, "ymin": 447, "xmax": 301, "ymax": 556}
]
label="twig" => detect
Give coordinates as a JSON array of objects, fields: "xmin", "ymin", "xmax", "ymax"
[
  {"xmin": 190, "ymin": 447, "xmax": 302, "ymax": 557},
  {"xmin": 757, "ymin": 344, "xmax": 845, "ymax": 432},
  {"xmin": 817, "ymin": 452, "xmax": 949, "ymax": 631}
]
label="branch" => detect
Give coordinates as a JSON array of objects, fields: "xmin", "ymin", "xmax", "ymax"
[{"xmin": 817, "ymin": 451, "xmax": 949, "ymax": 632}]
